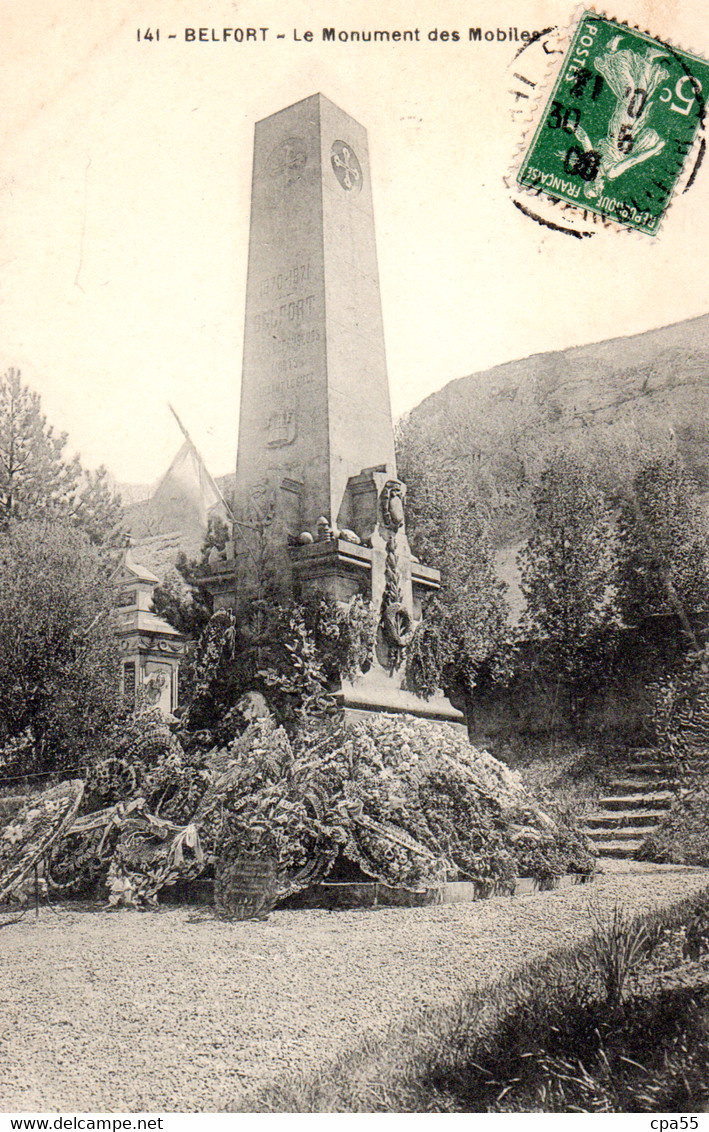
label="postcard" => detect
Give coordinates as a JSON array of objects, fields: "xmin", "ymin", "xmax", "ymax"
[{"xmin": 1, "ymin": 0, "xmax": 709, "ymax": 1119}]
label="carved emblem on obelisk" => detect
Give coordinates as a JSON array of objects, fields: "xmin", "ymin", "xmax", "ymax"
[
  {"xmin": 331, "ymin": 140, "xmax": 362, "ymax": 192},
  {"xmin": 264, "ymin": 408, "xmax": 296, "ymax": 448},
  {"xmin": 267, "ymin": 137, "xmax": 308, "ymax": 183}
]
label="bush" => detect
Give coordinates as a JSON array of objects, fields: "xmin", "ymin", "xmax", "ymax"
[
  {"xmin": 183, "ymin": 602, "xmax": 338, "ymax": 744},
  {"xmin": 586, "ymin": 904, "xmax": 662, "ymax": 1009},
  {"xmin": 157, "ymin": 578, "xmax": 377, "ymax": 732},
  {"xmin": 637, "ymin": 764, "xmax": 709, "ymax": 866},
  {"xmin": 0, "ymin": 521, "xmax": 122, "ymax": 775}
]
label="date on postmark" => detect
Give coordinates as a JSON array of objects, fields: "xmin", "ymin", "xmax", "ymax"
[{"xmin": 516, "ymin": 10, "xmax": 709, "ymax": 235}]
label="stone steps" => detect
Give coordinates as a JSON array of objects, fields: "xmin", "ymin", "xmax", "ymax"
[
  {"xmin": 588, "ymin": 825, "xmax": 657, "ymax": 841},
  {"xmin": 586, "ymin": 809, "xmax": 670, "ymax": 829},
  {"xmin": 593, "ymin": 838, "xmax": 646, "ymax": 859},
  {"xmin": 583, "ymin": 748, "xmax": 681, "ymax": 861},
  {"xmin": 605, "ymin": 778, "xmax": 675, "ymax": 794},
  {"xmin": 624, "ymin": 762, "xmax": 674, "ymax": 774},
  {"xmin": 599, "ymin": 792, "xmax": 674, "ymax": 809}
]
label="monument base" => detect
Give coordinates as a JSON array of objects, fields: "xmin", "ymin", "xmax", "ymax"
[{"xmin": 339, "ymin": 672, "xmax": 465, "ymax": 727}]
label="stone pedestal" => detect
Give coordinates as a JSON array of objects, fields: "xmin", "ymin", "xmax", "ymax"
[{"xmin": 114, "ymin": 549, "xmax": 186, "ymax": 714}]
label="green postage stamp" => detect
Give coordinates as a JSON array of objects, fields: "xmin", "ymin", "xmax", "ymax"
[{"xmin": 516, "ymin": 10, "xmax": 709, "ymax": 234}]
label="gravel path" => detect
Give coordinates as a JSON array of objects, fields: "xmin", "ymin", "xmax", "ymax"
[{"xmin": 2, "ymin": 864, "xmax": 708, "ymax": 1112}]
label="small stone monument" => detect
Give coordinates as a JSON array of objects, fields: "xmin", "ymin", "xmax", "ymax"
[{"xmin": 202, "ymin": 94, "xmax": 462, "ymax": 724}]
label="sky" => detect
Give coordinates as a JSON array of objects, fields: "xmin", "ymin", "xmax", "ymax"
[{"xmin": 2, "ymin": 0, "xmax": 709, "ymax": 486}]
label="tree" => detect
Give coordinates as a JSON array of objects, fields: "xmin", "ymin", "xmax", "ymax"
[
  {"xmin": 152, "ymin": 559, "xmax": 213, "ymax": 639},
  {"xmin": 617, "ymin": 455, "xmax": 709, "ymax": 638},
  {"xmin": 0, "ymin": 521, "xmax": 122, "ymax": 773},
  {"xmin": 0, "ymin": 368, "xmax": 122, "ymax": 543},
  {"xmin": 518, "ymin": 452, "xmax": 621, "ymax": 730},
  {"xmin": 398, "ymin": 453, "xmax": 513, "ymax": 725}
]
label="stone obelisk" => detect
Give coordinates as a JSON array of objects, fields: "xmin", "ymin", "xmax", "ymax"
[
  {"xmin": 204, "ymin": 93, "xmax": 462, "ymax": 724},
  {"xmin": 235, "ymin": 93, "xmax": 396, "ymax": 537}
]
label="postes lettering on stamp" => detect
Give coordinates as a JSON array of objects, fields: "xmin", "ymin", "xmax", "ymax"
[{"xmin": 516, "ymin": 10, "xmax": 709, "ymax": 235}]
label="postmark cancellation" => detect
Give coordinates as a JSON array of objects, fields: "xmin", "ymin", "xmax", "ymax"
[{"xmin": 515, "ymin": 9, "xmax": 709, "ymax": 235}]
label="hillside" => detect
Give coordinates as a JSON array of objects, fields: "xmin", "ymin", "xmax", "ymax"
[{"xmin": 397, "ymin": 313, "xmax": 709, "ymax": 546}]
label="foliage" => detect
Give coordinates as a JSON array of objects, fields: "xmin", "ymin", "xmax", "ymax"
[
  {"xmin": 0, "ymin": 730, "xmax": 38, "ymax": 784},
  {"xmin": 155, "ymin": 520, "xmax": 377, "ymax": 723},
  {"xmin": 45, "ymin": 793, "xmax": 205, "ymax": 910},
  {"xmin": 636, "ymin": 649, "xmax": 709, "ymax": 866},
  {"xmin": 45, "ymin": 712, "xmax": 213, "ymax": 902},
  {"xmin": 255, "ymin": 603, "xmax": 342, "ymax": 725},
  {"xmin": 647, "ymin": 646, "xmax": 709, "ymax": 754},
  {"xmin": 397, "ymin": 465, "xmax": 513, "ymax": 711},
  {"xmin": 0, "ymin": 368, "xmax": 122, "ymax": 545},
  {"xmin": 216, "ymin": 711, "xmax": 596, "ymax": 892},
  {"xmin": 241, "ymin": 713, "xmax": 589, "ymax": 890},
  {"xmin": 40, "ymin": 707, "xmax": 595, "ymax": 907},
  {"xmin": 105, "ymin": 812, "xmax": 204, "ymax": 909},
  {"xmin": 299, "ymin": 593, "xmax": 377, "ymax": 682},
  {"xmin": 518, "ymin": 451, "xmax": 621, "ymax": 728},
  {"xmin": 42, "ymin": 707, "xmax": 211, "ymax": 901},
  {"xmin": 180, "ymin": 517, "xmax": 234, "ymax": 581},
  {"xmin": 140, "ymin": 746, "xmax": 213, "ymax": 827},
  {"xmin": 178, "ymin": 595, "xmax": 377, "ymax": 743},
  {"xmin": 0, "ymin": 521, "xmax": 122, "ymax": 775},
  {"xmin": 79, "ymin": 707, "xmax": 186, "ymax": 810},
  {"xmin": 151, "ymin": 564, "xmax": 212, "ymax": 639},
  {"xmin": 184, "ymin": 603, "xmax": 334, "ymax": 742},
  {"xmin": 682, "ymin": 893, "xmax": 709, "ymax": 962},
  {"xmin": 586, "ymin": 904, "xmax": 662, "ymax": 1009},
  {"xmin": 43, "ymin": 711, "xmax": 327, "ymax": 907},
  {"xmin": 637, "ymin": 761, "xmax": 709, "ymax": 868},
  {"xmin": 197, "ymin": 717, "xmax": 338, "ymax": 882},
  {"xmin": 405, "ymin": 599, "xmax": 448, "ymax": 698},
  {"xmin": 617, "ymin": 455, "xmax": 709, "ymax": 628},
  {"xmin": 512, "ymin": 793, "xmax": 596, "ymax": 884},
  {"xmin": 46, "ymin": 801, "xmax": 134, "ymax": 897},
  {"xmin": 419, "ymin": 968, "xmax": 709, "ymax": 1113},
  {"xmin": 0, "ymin": 779, "xmax": 84, "ymax": 902}
]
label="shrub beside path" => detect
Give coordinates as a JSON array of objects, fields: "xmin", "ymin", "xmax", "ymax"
[{"xmin": 2, "ymin": 863, "xmax": 708, "ymax": 1112}]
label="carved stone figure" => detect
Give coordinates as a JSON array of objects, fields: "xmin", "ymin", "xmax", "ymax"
[
  {"xmin": 379, "ymin": 479, "xmax": 406, "ymax": 532},
  {"xmin": 377, "ymin": 480, "xmax": 413, "ymax": 670},
  {"xmin": 316, "ymin": 515, "xmax": 336, "ymax": 541},
  {"xmin": 246, "ymin": 481, "xmax": 277, "ymax": 528}
]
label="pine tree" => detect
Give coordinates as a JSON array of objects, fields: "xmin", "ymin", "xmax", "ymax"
[
  {"xmin": 0, "ymin": 521, "xmax": 121, "ymax": 772},
  {"xmin": 0, "ymin": 368, "xmax": 122, "ymax": 543}
]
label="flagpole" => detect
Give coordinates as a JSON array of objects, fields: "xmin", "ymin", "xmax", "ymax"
[
  {"xmin": 167, "ymin": 403, "xmax": 259, "ymax": 533},
  {"xmin": 167, "ymin": 402, "xmax": 235, "ymax": 520}
]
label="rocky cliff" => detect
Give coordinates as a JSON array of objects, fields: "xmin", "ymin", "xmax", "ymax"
[{"xmin": 397, "ymin": 313, "xmax": 709, "ymax": 546}]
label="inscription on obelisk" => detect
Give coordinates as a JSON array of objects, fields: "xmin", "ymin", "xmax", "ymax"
[{"xmin": 235, "ymin": 93, "xmax": 396, "ymax": 544}]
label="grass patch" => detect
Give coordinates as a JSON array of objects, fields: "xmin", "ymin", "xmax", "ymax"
[
  {"xmin": 232, "ymin": 890, "xmax": 709, "ymax": 1113},
  {"xmin": 498, "ymin": 735, "xmax": 618, "ymax": 820}
]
